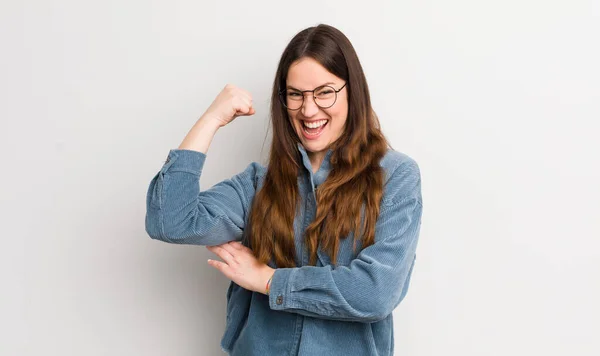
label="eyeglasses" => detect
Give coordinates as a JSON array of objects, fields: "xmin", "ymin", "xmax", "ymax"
[{"xmin": 279, "ymin": 82, "xmax": 347, "ymax": 110}]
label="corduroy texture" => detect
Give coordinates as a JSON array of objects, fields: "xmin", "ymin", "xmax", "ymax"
[{"xmin": 145, "ymin": 145, "xmax": 422, "ymax": 356}]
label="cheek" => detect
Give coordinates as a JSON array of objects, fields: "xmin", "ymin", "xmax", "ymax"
[
  {"xmin": 288, "ymin": 113, "xmax": 303, "ymax": 133},
  {"xmin": 330, "ymin": 98, "xmax": 348, "ymax": 119},
  {"xmin": 287, "ymin": 111, "xmax": 296, "ymax": 124},
  {"xmin": 328, "ymin": 107, "xmax": 348, "ymax": 128}
]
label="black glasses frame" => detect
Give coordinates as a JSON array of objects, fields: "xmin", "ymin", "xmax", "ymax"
[{"xmin": 278, "ymin": 82, "xmax": 347, "ymax": 110}]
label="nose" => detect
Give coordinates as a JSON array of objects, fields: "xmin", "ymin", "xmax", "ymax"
[{"xmin": 301, "ymin": 94, "xmax": 319, "ymax": 118}]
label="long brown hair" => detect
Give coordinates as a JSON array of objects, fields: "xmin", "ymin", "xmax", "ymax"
[{"xmin": 248, "ymin": 24, "xmax": 391, "ymax": 268}]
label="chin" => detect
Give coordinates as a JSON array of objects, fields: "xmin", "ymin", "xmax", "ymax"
[{"xmin": 303, "ymin": 141, "xmax": 328, "ymax": 152}]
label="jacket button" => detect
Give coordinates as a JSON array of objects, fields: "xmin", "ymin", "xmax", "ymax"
[{"xmin": 276, "ymin": 295, "xmax": 283, "ymax": 305}]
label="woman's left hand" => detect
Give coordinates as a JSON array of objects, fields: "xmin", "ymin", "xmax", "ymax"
[{"xmin": 206, "ymin": 241, "xmax": 275, "ymax": 295}]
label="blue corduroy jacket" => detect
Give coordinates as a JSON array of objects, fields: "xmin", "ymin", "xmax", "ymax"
[{"xmin": 145, "ymin": 143, "xmax": 423, "ymax": 355}]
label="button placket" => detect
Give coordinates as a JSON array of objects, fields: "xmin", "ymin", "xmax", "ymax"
[{"xmin": 301, "ymin": 193, "xmax": 314, "ymax": 266}]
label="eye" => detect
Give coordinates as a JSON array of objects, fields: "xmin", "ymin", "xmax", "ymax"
[
  {"xmin": 315, "ymin": 87, "xmax": 335, "ymax": 97},
  {"xmin": 287, "ymin": 91, "xmax": 302, "ymax": 97}
]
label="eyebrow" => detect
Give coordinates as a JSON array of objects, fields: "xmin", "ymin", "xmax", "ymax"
[{"xmin": 286, "ymin": 82, "xmax": 336, "ymax": 90}]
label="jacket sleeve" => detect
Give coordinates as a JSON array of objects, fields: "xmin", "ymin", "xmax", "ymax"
[
  {"xmin": 145, "ymin": 148, "xmax": 260, "ymax": 246},
  {"xmin": 267, "ymin": 159, "xmax": 423, "ymax": 323}
]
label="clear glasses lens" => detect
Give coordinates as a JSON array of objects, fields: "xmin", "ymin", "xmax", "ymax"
[
  {"xmin": 285, "ymin": 90, "xmax": 304, "ymax": 110},
  {"xmin": 284, "ymin": 85, "xmax": 337, "ymax": 110},
  {"xmin": 314, "ymin": 86, "xmax": 336, "ymax": 107}
]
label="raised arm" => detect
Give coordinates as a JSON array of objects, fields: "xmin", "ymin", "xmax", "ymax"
[{"xmin": 145, "ymin": 84, "xmax": 260, "ymax": 246}]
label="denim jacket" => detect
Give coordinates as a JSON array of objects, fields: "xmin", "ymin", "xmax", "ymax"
[{"xmin": 145, "ymin": 143, "xmax": 423, "ymax": 356}]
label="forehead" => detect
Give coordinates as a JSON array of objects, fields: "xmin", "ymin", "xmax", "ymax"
[{"xmin": 286, "ymin": 57, "xmax": 342, "ymax": 89}]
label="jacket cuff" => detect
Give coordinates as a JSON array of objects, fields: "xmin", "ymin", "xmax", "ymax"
[
  {"xmin": 160, "ymin": 149, "xmax": 207, "ymax": 175},
  {"xmin": 268, "ymin": 268, "xmax": 295, "ymax": 310}
]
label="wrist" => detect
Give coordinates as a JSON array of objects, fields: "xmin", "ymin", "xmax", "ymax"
[
  {"xmin": 263, "ymin": 267, "xmax": 276, "ymax": 295},
  {"xmin": 197, "ymin": 115, "xmax": 222, "ymax": 130},
  {"xmin": 199, "ymin": 112, "xmax": 225, "ymax": 129}
]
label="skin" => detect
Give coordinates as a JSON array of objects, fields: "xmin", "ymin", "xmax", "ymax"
[
  {"xmin": 206, "ymin": 242, "xmax": 275, "ymax": 295},
  {"xmin": 286, "ymin": 57, "xmax": 349, "ymax": 172},
  {"xmin": 206, "ymin": 58, "xmax": 350, "ymax": 294}
]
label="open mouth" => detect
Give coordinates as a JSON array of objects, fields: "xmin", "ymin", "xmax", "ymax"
[{"xmin": 301, "ymin": 119, "xmax": 329, "ymax": 137}]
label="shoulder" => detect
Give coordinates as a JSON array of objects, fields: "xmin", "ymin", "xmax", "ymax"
[
  {"xmin": 241, "ymin": 161, "xmax": 267, "ymax": 176},
  {"xmin": 380, "ymin": 148, "xmax": 421, "ymax": 182},
  {"xmin": 379, "ymin": 148, "xmax": 422, "ymax": 206},
  {"xmin": 237, "ymin": 161, "xmax": 267, "ymax": 190}
]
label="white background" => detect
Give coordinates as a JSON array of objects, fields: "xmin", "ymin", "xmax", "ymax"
[{"xmin": 1, "ymin": 0, "xmax": 598, "ymax": 355}]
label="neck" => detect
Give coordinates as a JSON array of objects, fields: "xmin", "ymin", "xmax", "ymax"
[{"xmin": 308, "ymin": 151, "xmax": 325, "ymax": 173}]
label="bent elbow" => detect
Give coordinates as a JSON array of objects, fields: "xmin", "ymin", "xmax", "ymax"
[
  {"xmin": 348, "ymin": 289, "xmax": 409, "ymax": 323},
  {"xmin": 363, "ymin": 302, "xmax": 397, "ymax": 323},
  {"xmin": 144, "ymin": 209, "xmax": 184, "ymax": 243},
  {"xmin": 145, "ymin": 211, "xmax": 168, "ymax": 241},
  {"xmin": 144, "ymin": 206, "xmax": 197, "ymax": 243}
]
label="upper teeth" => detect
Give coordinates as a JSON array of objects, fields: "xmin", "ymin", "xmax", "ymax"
[{"xmin": 303, "ymin": 120, "xmax": 328, "ymax": 128}]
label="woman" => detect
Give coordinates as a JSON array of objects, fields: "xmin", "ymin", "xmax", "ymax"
[{"xmin": 146, "ymin": 24, "xmax": 423, "ymax": 356}]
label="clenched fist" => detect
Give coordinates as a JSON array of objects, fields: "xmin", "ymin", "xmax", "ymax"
[{"xmin": 203, "ymin": 84, "xmax": 255, "ymax": 128}]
